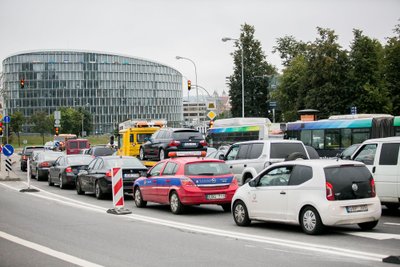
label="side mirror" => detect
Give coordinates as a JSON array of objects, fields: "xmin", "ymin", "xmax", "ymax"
[
  {"xmin": 218, "ymin": 154, "xmax": 225, "ymax": 160},
  {"xmin": 139, "ymin": 170, "xmax": 148, "ymax": 177},
  {"xmin": 248, "ymin": 179, "xmax": 257, "ymax": 187}
]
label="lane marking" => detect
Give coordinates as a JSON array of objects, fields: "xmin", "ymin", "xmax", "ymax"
[
  {"xmin": 0, "ymin": 231, "xmax": 104, "ymax": 267},
  {"xmin": 0, "ymin": 182, "xmax": 390, "ymax": 262},
  {"xmin": 344, "ymin": 231, "xmax": 400, "ymax": 240},
  {"xmin": 384, "ymin": 222, "xmax": 400, "ymax": 226}
]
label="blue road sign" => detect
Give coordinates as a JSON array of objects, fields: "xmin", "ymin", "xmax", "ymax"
[
  {"xmin": 3, "ymin": 116, "xmax": 10, "ymax": 123},
  {"xmin": 3, "ymin": 144, "xmax": 14, "ymax": 157},
  {"xmin": 54, "ymin": 141, "xmax": 60, "ymax": 147}
]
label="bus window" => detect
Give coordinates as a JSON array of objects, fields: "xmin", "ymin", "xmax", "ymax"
[
  {"xmin": 325, "ymin": 129, "xmax": 340, "ymax": 150},
  {"xmin": 130, "ymin": 134, "xmax": 134, "ymax": 143},
  {"xmin": 352, "ymin": 128, "xmax": 370, "ymax": 144},
  {"xmin": 341, "ymin": 128, "xmax": 352, "ymax": 149},
  {"xmin": 300, "ymin": 130, "xmax": 311, "ymax": 146},
  {"xmin": 312, "ymin": 130, "xmax": 324, "ymax": 149}
]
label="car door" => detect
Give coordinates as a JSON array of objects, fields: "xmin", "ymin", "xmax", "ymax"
[
  {"xmin": 248, "ymin": 165, "xmax": 291, "ymax": 221},
  {"xmin": 158, "ymin": 162, "xmax": 179, "ymax": 202},
  {"xmin": 225, "ymin": 144, "xmax": 250, "ymax": 185},
  {"xmin": 89, "ymin": 159, "xmax": 104, "ymax": 191},
  {"xmin": 80, "ymin": 158, "xmax": 98, "ymax": 191},
  {"xmin": 147, "ymin": 131, "xmax": 161, "ymax": 158},
  {"xmin": 141, "ymin": 162, "xmax": 165, "ymax": 202},
  {"xmin": 49, "ymin": 156, "xmax": 62, "ymax": 182}
]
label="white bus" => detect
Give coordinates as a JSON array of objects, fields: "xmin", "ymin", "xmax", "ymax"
[{"xmin": 206, "ymin": 117, "xmax": 283, "ymax": 148}]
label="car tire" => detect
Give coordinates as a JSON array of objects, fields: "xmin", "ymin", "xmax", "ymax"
[
  {"xmin": 300, "ymin": 206, "xmax": 324, "ymax": 235},
  {"xmin": 159, "ymin": 148, "xmax": 166, "ymax": 161},
  {"xmin": 36, "ymin": 169, "xmax": 42, "ymax": 181},
  {"xmin": 286, "ymin": 152, "xmax": 308, "ymax": 161},
  {"xmin": 233, "ymin": 200, "xmax": 251, "ymax": 226},
  {"xmin": 170, "ymin": 191, "xmax": 184, "ymax": 214},
  {"xmin": 59, "ymin": 175, "xmax": 64, "ymax": 189},
  {"xmin": 221, "ymin": 203, "xmax": 231, "ymax": 212},
  {"xmin": 48, "ymin": 176, "xmax": 54, "ymax": 186},
  {"xmin": 76, "ymin": 178, "xmax": 85, "ymax": 195},
  {"xmin": 134, "ymin": 187, "xmax": 147, "ymax": 208},
  {"xmin": 385, "ymin": 203, "xmax": 399, "ymax": 211},
  {"xmin": 95, "ymin": 181, "xmax": 105, "ymax": 199},
  {"xmin": 358, "ymin": 220, "xmax": 379, "ymax": 230},
  {"xmin": 139, "ymin": 147, "xmax": 146, "ymax": 161}
]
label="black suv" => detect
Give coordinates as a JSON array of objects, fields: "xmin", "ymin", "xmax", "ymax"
[
  {"xmin": 139, "ymin": 128, "xmax": 207, "ymax": 160},
  {"xmin": 20, "ymin": 146, "xmax": 45, "ymax": 171}
]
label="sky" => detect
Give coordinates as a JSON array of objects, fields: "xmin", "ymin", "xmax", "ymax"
[{"xmin": 0, "ymin": 0, "xmax": 399, "ymax": 97}]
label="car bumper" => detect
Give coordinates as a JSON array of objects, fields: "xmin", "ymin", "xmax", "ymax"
[
  {"xmin": 63, "ymin": 173, "xmax": 78, "ymax": 186},
  {"xmin": 177, "ymin": 185, "xmax": 237, "ymax": 205},
  {"xmin": 319, "ymin": 197, "xmax": 382, "ymax": 226}
]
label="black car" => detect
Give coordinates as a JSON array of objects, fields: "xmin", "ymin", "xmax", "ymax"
[
  {"xmin": 76, "ymin": 156, "xmax": 148, "ymax": 199},
  {"xmin": 139, "ymin": 128, "xmax": 208, "ymax": 161},
  {"xmin": 20, "ymin": 146, "xmax": 45, "ymax": 171},
  {"xmin": 48, "ymin": 154, "xmax": 94, "ymax": 189},
  {"xmin": 30, "ymin": 151, "xmax": 65, "ymax": 181}
]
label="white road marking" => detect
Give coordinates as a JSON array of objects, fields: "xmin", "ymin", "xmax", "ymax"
[
  {"xmin": 0, "ymin": 182, "xmax": 391, "ymax": 263},
  {"xmin": 384, "ymin": 222, "xmax": 400, "ymax": 226},
  {"xmin": 343, "ymin": 231, "xmax": 400, "ymax": 240},
  {"xmin": 0, "ymin": 231, "xmax": 104, "ymax": 267}
]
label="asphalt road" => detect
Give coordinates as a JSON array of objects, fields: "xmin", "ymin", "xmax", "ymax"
[{"xmin": 0, "ymin": 163, "xmax": 399, "ymax": 267}]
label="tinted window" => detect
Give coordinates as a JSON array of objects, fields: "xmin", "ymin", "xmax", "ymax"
[
  {"xmin": 69, "ymin": 142, "xmax": 78, "ymax": 149},
  {"xmin": 289, "ymin": 165, "xmax": 313, "ymax": 185},
  {"xmin": 354, "ymin": 144, "xmax": 377, "ymax": 165},
  {"xmin": 79, "ymin": 141, "xmax": 88, "ymax": 149},
  {"xmin": 185, "ymin": 162, "xmax": 231, "ymax": 175},
  {"xmin": 248, "ymin": 143, "xmax": 263, "ymax": 159},
  {"xmin": 258, "ymin": 166, "xmax": 292, "ymax": 186},
  {"xmin": 270, "ymin": 143, "xmax": 307, "ymax": 159},
  {"xmin": 163, "ymin": 162, "xmax": 178, "ymax": 175},
  {"xmin": 93, "ymin": 148, "xmax": 114, "ymax": 156},
  {"xmin": 237, "ymin": 144, "xmax": 250, "ymax": 160},
  {"xmin": 324, "ymin": 165, "xmax": 373, "ymax": 200},
  {"xmin": 173, "ymin": 131, "xmax": 202, "ymax": 139},
  {"xmin": 379, "ymin": 143, "xmax": 400, "ymax": 165},
  {"xmin": 137, "ymin": 134, "xmax": 152, "ymax": 143}
]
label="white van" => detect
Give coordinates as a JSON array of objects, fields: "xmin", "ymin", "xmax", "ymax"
[{"xmin": 351, "ymin": 136, "xmax": 400, "ymax": 211}]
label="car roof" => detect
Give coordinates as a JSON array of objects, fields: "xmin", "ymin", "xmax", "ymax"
[
  {"xmin": 164, "ymin": 157, "xmax": 225, "ymax": 165},
  {"xmin": 232, "ymin": 139, "xmax": 304, "ymax": 145},
  {"xmin": 272, "ymin": 159, "xmax": 366, "ymax": 168},
  {"xmin": 361, "ymin": 136, "xmax": 400, "ymax": 143}
]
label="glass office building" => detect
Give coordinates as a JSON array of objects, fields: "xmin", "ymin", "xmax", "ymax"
[{"xmin": 1, "ymin": 50, "xmax": 183, "ymax": 133}]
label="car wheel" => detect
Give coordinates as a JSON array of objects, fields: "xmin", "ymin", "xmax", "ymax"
[
  {"xmin": 233, "ymin": 200, "xmax": 251, "ymax": 226},
  {"xmin": 170, "ymin": 191, "xmax": 184, "ymax": 214},
  {"xmin": 300, "ymin": 206, "xmax": 324, "ymax": 235},
  {"xmin": 59, "ymin": 175, "xmax": 64, "ymax": 189},
  {"xmin": 385, "ymin": 203, "xmax": 399, "ymax": 211},
  {"xmin": 159, "ymin": 148, "xmax": 166, "ymax": 161},
  {"xmin": 139, "ymin": 147, "xmax": 146, "ymax": 161},
  {"xmin": 358, "ymin": 220, "xmax": 379, "ymax": 230},
  {"xmin": 95, "ymin": 181, "xmax": 105, "ymax": 199},
  {"xmin": 36, "ymin": 169, "xmax": 42, "ymax": 181},
  {"xmin": 221, "ymin": 203, "xmax": 231, "ymax": 212},
  {"xmin": 134, "ymin": 187, "xmax": 147, "ymax": 208},
  {"xmin": 76, "ymin": 178, "xmax": 85, "ymax": 195},
  {"xmin": 48, "ymin": 175, "xmax": 54, "ymax": 186}
]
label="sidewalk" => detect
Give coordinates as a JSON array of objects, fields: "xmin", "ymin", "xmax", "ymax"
[{"xmin": 0, "ymin": 152, "xmax": 23, "ymax": 181}]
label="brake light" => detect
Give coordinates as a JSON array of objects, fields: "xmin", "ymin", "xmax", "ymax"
[
  {"xmin": 181, "ymin": 178, "xmax": 196, "ymax": 187},
  {"xmin": 326, "ymin": 182, "xmax": 335, "ymax": 201},
  {"xmin": 65, "ymin": 167, "xmax": 73, "ymax": 173},
  {"xmin": 22, "ymin": 155, "xmax": 27, "ymax": 160},
  {"xmin": 105, "ymin": 170, "xmax": 112, "ymax": 178},
  {"xmin": 168, "ymin": 140, "xmax": 181, "ymax": 147},
  {"xmin": 39, "ymin": 162, "xmax": 50, "ymax": 168},
  {"xmin": 370, "ymin": 178, "xmax": 376, "ymax": 197},
  {"xmin": 199, "ymin": 140, "xmax": 208, "ymax": 147}
]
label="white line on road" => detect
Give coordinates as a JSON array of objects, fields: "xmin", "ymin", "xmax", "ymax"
[
  {"xmin": 343, "ymin": 231, "xmax": 400, "ymax": 240},
  {"xmin": 384, "ymin": 222, "xmax": 400, "ymax": 226},
  {"xmin": 0, "ymin": 182, "xmax": 390, "ymax": 263},
  {"xmin": 0, "ymin": 231, "xmax": 104, "ymax": 267}
]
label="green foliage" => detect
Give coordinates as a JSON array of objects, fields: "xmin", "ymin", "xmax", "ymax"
[
  {"xmin": 10, "ymin": 111, "xmax": 25, "ymax": 147},
  {"xmin": 29, "ymin": 111, "xmax": 53, "ymax": 144},
  {"xmin": 59, "ymin": 107, "xmax": 92, "ymax": 136}
]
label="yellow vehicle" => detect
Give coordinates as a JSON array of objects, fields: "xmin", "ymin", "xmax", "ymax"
[{"xmin": 117, "ymin": 120, "xmax": 166, "ymax": 157}]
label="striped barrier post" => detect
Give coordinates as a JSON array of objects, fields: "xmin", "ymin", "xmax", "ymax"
[
  {"xmin": 107, "ymin": 167, "xmax": 131, "ymax": 215},
  {"xmin": 20, "ymin": 157, "xmax": 39, "ymax": 193},
  {"xmin": 5, "ymin": 157, "xmax": 12, "ymax": 178}
]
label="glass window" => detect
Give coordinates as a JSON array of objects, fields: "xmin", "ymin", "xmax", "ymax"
[
  {"xmin": 185, "ymin": 162, "xmax": 231, "ymax": 175},
  {"xmin": 312, "ymin": 130, "xmax": 324, "ymax": 149},
  {"xmin": 300, "ymin": 130, "xmax": 312, "ymax": 146},
  {"xmin": 237, "ymin": 144, "xmax": 250, "ymax": 160},
  {"xmin": 341, "ymin": 128, "xmax": 352, "ymax": 149},
  {"xmin": 288, "ymin": 165, "xmax": 313, "ymax": 185},
  {"xmin": 163, "ymin": 162, "xmax": 178, "ymax": 175},
  {"xmin": 354, "ymin": 144, "xmax": 377, "ymax": 165},
  {"xmin": 149, "ymin": 162, "xmax": 164, "ymax": 176},
  {"xmin": 248, "ymin": 143, "xmax": 263, "ymax": 159},
  {"xmin": 226, "ymin": 145, "xmax": 239, "ymax": 161},
  {"xmin": 379, "ymin": 143, "xmax": 400, "ymax": 165},
  {"xmin": 258, "ymin": 166, "xmax": 292, "ymax": 186},
  {"xmin": 87, "ymin": 158, "xmax": 97, "ymax": 170},
  {"xmin": 270, "ymin": 143, "xmax": 307, "ymax": 159},
  {"xmin": 352, "ymin": 128, "xmax": 371, "ymax": 144}
]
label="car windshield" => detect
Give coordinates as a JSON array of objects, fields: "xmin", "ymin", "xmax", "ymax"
[
  {"xmin": 184, "ymin": 162, "xmax": 231, "ymax": 175},
  {"xmin": 104, "ymin": 157, "xmax": 145, "ymax": 168},
  {"xmin": 67, "ymin": 157, "xmax": 93, "ymax": 165}
]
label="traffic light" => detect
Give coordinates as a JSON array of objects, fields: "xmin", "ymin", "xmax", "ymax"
[
  {"xmin": 188, "ymin": 80, "xmax": 191, "ymax": 91},
  {"xmin": 209, "ymin": 120, "xmax": 214, "ymax": 128},
  {"xmin": 0, "ymin": 122, "xmax": 3, "ymax": 137},
  {"xmin": 20, "ymin": 79, "xmax": 25, "ymax": 89},
  {"xmin": 55, "ymin": 127, "xmax": 59, "ymax": 136}
]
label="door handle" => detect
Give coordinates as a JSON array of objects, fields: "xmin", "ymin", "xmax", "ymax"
[
  {"xmin": 280, "ymin": 191, "xmax": 286, "ymax": 195},
  {"xmin": 372, "ymin": 166, "xmax": 376, "ymax": 173},
  {"xmin": 230, "ymin": 166, "xmax": 233, "ymax": 169},
  {"xmin": 244, "ymin": 165, "xmax": 247, "ymax": 168}
]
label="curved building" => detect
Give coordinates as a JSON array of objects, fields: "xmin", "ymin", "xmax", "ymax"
[{"xmin": 1, "ymin": 50, "xmax": 183, "ymax": 133}]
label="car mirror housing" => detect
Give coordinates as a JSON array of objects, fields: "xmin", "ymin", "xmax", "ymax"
[{"xmin": 218, "ymin": 154, "xmax": 225, "ymax": 160}]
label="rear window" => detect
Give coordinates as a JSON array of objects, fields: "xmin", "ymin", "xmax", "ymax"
[
  {"xmin": 79, "ymin": 141, "xmax": 88, "ymax": 149},
  {"xmin": 104, "ymin": 157, "xmax": 145, "ymax": 168},
  {"xmin": 173, "ymin": 131, "xmax": 203, "ymax": 140},
  {"xmin": 185, "ymin": 162, "xmax": 231, "ymax": 175},
  {"xmin": 93, "ymin": 148, "xmax": 114, "ymax": 156},
  {"xmin": 67, "ymin": 157, "xmax": 93, "ymax": 165},
  {"xmin": 324, "ymin": 165, "xmax": 374, "ymax": 200},
  {"xmin": 69, "ymin": 142, "xmax": 78, "ymax": 149},
  {"xmin": 270, "ymin": 143, "xmax": 307, "ymax": 159}
]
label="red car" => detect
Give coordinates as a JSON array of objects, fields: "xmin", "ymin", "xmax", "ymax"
[{"xmin": 133, "ymin": 153, "xmax": 238, "ymax": 214}]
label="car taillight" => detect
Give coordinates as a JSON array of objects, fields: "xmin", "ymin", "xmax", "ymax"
[
  {"xmin": 231, "ymin": 178, "xmax": 238, "ymax": 186},
  {"xmin": 22, "ymin": 155, "xmax": 27, "ymax": 160},
  {"xmin": 326, "ymin": 182, "xmax": 335, "ymax": 201},
  {"xmin": 199, "ymin": 140, "xmax": 208, "ymax": 147},
  {"xmin": 39, "ymin": 162, "xmax": 50, "ymax": 168},
  {"xmin": 105, "ymin": 170, "xmax": 112, "ymax": 180},
  {"xmin": 65, "ymin": 167, "xmax": 73, "ymax": 173},
  {"xmin": 181, "ymin": 178, "xmax": 196, "ymax": 187},
  {"xmin": 168, "ymin": 140, "xmax": 181, "ymax": 147},
  {"xmin": 370, "ymin": 178, "xmax": 376, "ymax": 197}
]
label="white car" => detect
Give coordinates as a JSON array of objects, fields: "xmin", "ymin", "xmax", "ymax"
[{"xmin": 231, "ymin": 159, "xmax": 381, "ymax": 235}]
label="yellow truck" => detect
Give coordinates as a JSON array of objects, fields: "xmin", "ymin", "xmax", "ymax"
[{"xmin": 117, "ymin": 120, "xmax": 165, "ymax": 158}]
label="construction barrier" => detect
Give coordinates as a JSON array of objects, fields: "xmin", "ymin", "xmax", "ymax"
[{"xmin": 107, "ymin": 167, "xmax": 131, "ymax": 215}]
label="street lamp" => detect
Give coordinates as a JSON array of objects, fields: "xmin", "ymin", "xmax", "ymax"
[
  {"xmin": 176, "ymin": 56, "xmax": 200, "ymax": 126},
  {"xmin": 222, "ymin": 37, "xmax": 245, "ymax": 117}
]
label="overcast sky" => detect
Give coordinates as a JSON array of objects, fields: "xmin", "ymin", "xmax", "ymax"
[{"xmin": 0, "ymin": 0, "xmax": 399, "ymax": 97}]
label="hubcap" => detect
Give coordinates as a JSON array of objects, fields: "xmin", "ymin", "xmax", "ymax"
[
  {"xmin": 303, "ymin": 210, "xmax": 316, "ymax": 231},
  {"xmin": 140, "ymin": 149, "xmax": 144, "ymax": 160},
  {"xmin": 160, "ymin": 150, "xmax": 164, "ymax": 160},
  {"xmin": 234, "ymin": 204, "xmax": 245, "ymax": 223},
  {"xmin": 95, "ymin": 183, "xmax": 100, "ymax": 197},
  {"xmin": 59, "ymin": 177, "xmax": 62, "ymax": 188},
  {"xmin": 135, "ymin": 190, "xmax": 141, "ymax": 204},
  {"xmin": 170, "ymin": 194, "xmax": 178, "ymax": 212}
]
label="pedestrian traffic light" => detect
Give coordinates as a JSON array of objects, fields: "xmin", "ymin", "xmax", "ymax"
[
  {"xmin": 55, "ymin": 127, "xmax": 59, "ymax": 136},
  {"xmin": 20, "ymin": 79, "xmax": 25, "ymax": 89},
  {"xmin": 188, "ymin": 80, "xmax": 191, "ymax": 91},
  {"xmin": 209, "ymin": 120, "xmax": 214, "ymax": 128}
]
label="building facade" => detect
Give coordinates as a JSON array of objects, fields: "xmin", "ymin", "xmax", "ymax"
[{"xmin": 1, "ymin": 50, "xmax": 183, "ymax": 134}]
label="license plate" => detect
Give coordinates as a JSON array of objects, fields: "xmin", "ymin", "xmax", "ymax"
[
  {"xmin": 184, "ymin": 143, "xmax": 197, "ymax": 147},
  {"xmin": 124, "ymin": 173, "xmax": 139, "ymax": 178},
  {"xmin": 346, "ymin": 205, "xmax": 368, "ymax": 213},
  {"xmin": 206, "ymin": 194, "xmax": 226, "ymax": 200}
]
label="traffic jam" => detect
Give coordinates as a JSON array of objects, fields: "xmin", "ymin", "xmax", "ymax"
[{"xmin": 16, "ymin": 118, "xmax": 400, "ymax": 238}]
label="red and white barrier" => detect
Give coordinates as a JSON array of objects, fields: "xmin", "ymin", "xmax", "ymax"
[{"xmin": 107, "ymin": 167, "xmax": 131, "ymax": 215}]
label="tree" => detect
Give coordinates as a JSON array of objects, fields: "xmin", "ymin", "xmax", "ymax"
[
  {"xmin": 228, "ymin": 23, "xmax": 276, "ymax": 118},
  {"xmin": 273, "ymin": 35, "xmax": 307, "ymax": 67},
  {"xmin": 30, "ymin": 111, "xmax": 53, "ymax": 144},
  {"xmin": 10, "ymin": 111, "xmax": 25, "ymax": 147}
]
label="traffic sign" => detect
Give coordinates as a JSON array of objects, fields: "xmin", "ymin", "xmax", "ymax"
[
  {"xmin": 55, "ymin": 119, "xmax": 60, "ymax": 124},
  {"xmin": 54, "ymin": 141, "xmax": 60, "ymax": 147},
  {"xmin": 2, "ymin": 144, "xmax": 14, "ymax": 157},
  {"xmin": 207, "ymin": 111, "xmax": 216, "ymax": 120},
  {"xmin": 4, "ymin": 116, "xmax": 10, "ymax": 123}
]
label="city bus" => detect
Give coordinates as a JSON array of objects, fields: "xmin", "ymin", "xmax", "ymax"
[
  {"xmin": 285, "ymin": 114, "xmax": 400, "ymax": 157},
  {"xmin": 206, "ymin": 117, "xmax": 284, "ymax": 148}
]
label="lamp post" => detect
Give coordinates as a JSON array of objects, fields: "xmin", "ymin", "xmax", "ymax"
[
  {"xmin": 222, "ymin": 37, "xmax": 245, "ymax": 118},
  {"xmin": 176, "ymin": 56, "xmax": 200, "ymax": 126}
]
